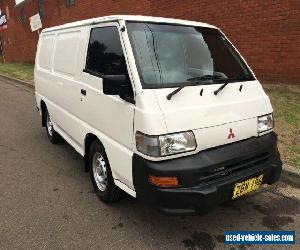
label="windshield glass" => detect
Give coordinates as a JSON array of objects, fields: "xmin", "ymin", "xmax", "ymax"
[{"xmin": 126, "ymin": 22, "xmax": 255, "ymax": 88}]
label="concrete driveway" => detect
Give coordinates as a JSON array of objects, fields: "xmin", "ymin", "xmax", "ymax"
[{"xmin": 0, "ymin": 79, "xmax": 299, "ymax": 250}]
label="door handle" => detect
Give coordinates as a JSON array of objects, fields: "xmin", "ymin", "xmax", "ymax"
[{"xmin": 81, "ymin": 89, "xmax": 86, "ymax": 96}]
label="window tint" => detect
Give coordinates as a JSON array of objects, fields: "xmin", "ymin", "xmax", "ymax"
[
  {"xmin": 85, "ymin": 27, "xmax": 127, "ymax": 76},
  {"xmin": 38, "ymin": 0, "xmax": 45, "ymax": 19},
  {"xmin": 66, "ymin": 0, "xmax": 76, "ymax": 7}
]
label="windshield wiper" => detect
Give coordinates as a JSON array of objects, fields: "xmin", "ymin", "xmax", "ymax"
[
  {"xmin": 213, "ymin": 75, "xmax": 254, "ymax": 95},
  {"xmin": 166, "ymin": 76, "xmax": 218, "ymax": 100},
  {"xmin": 214, "ymin": 82, "xmax": 229, "ymax": 95},
  {"xmin": 166, "ymin": 74, "xmax": 250, "ymax": 100},
  {"xmin": 166, "ymin": 85, "xmax": 185, "ymax": 100}
]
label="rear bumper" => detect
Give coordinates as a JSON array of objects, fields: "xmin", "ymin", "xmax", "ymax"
[{"xmin": 133, "ymin": 132, "xmax": 282, "ymax": 214}]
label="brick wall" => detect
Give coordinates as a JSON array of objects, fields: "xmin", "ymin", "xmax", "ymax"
[{"xmin": 0, "ymin": 0, "xmax": 299, "ymax": 84}]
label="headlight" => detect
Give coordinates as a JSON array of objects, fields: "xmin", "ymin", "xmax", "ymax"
[
  {"xmin": 258, "ymin": 113, "xmax": 274, "ymax": 134},
  {"xmin": 136, "ymin": 131, "xmax": 196, "ymax": 157}
]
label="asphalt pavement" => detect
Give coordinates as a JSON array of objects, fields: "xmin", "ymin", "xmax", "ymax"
[{"xmin": 0, "ymin": 78, "xmax": 299, "ymax": 250}]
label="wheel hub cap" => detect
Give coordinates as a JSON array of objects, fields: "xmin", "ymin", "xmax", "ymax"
[
  {"xmin": 92, "ymin": 152, "xmax": 108, "ymax": 191},
  {"xmin": 46, "ymin": 114, "xmax": 53, "ymax": 136}
]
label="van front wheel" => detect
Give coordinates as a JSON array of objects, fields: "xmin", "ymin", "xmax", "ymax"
[{"xmin": 89, "ymin": 140, "xmax": 123, "ymax": 203}]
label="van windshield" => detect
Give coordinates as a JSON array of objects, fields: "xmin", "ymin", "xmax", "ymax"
[{"xmin": 126, "ymin": 22, "xmax": 255, "ymax": 89}]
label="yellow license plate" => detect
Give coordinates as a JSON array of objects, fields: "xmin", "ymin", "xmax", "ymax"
[{"xmin": 232, "ymin": 175, "xmax": 263, "ymax": 199}]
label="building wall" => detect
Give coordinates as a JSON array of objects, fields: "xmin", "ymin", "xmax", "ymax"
[{"xmin": 0, "ymin": 0, "xmax": 299, "ymax": 84}]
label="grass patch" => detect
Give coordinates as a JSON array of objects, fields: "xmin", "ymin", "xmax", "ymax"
[
  {"xmin": 0, "ymin": 62, "xmax": 34, "ymax": 82},
  {"xmin": 264, "ymin": 84, "xmax": 300, "ymax": 169}
]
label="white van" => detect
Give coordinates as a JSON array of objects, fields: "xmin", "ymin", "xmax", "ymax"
[{"xmin": 35, "ymin": 15, "xmax": 282, "ymax": 214}]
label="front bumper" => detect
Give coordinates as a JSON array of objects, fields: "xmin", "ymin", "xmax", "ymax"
[{"xmin": 133, "ymin": 132, "xmax": 282, "ymax": 214}]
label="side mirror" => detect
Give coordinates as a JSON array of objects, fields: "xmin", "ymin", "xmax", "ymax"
[{"xmin": 102, "ymin": 75, "xmax": 132, "ymax": 97}]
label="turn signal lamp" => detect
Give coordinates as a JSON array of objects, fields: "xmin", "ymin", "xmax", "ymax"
[{"xmin": 148, "ymin": 175, "xmax": 180, "ymax": 187}]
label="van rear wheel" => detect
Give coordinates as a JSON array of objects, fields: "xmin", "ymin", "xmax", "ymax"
[
  {"xmin": 45, "ymin": 108, "xmax": 62, "ymax": 144},
  {"xmin": 89, "ymin": 140, "xmax": 123, "ymax": 203}
]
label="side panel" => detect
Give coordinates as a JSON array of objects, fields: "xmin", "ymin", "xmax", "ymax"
[
  {"xmin": 36, "ymin": 29, "xmax": 87, "ymax": 151},
  {"xmin": 37, "ymin": 34, "xmax": 54, "ymax": 71},
  {"xmin": 50, "ymin": 30, "xmax": 84, "ymax": 148}
]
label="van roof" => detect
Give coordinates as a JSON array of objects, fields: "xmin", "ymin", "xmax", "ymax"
[{"xmin": 42, "ymin": 15, "xmax": 217, "ymax": 33}]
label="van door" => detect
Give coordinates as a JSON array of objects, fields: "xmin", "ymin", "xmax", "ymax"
[
  {"xmin": 46, "ymin": 29, "xmax": 85, "ymax": 153},
  {"xmin": 78, "ymin": 23, "xmax": 135, "ymax": 189}
]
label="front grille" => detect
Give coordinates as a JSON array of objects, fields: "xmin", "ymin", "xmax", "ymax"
[{"xmin": 197, "ymin": 152, "xmax": 269, "ymax": 184}]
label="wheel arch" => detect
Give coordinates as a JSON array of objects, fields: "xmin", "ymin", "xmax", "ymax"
[
  {"xmin": 84, "ymin": 133, "xmax": 102, "ymax": 172},
  {"xmin": 40, "ymin": 100, "xmax": 47, "ymax": 127}
]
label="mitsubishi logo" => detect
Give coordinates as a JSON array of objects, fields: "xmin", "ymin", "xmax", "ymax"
[{"xmin": 228, "ymin": 128, "xmax": 235, "ymax": 139}]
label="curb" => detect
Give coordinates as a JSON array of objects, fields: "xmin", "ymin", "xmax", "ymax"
[
  {"xmin": 0, "ymin": 74, "xmax": 299, "ymax": 187},
  {"xmin": 281, "ymin": 165, "xmax": 300, "ymax": 188},
  {"xmin": 0, "ymin": 74, "xmax": 34, "ymax": 89}
]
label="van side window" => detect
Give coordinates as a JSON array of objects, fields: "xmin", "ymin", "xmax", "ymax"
[{"xmin": 85, "ymin": 27, "xmax": 127, "ymax": 76}]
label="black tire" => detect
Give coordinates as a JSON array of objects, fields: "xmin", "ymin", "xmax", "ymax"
[
  {"xmin": 89, "ymin": 140, "xmax": 123, "ymax": 203},
  {"xmin": 45, "ymin": 108, "xmax": 62, "ymax": 144}
]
